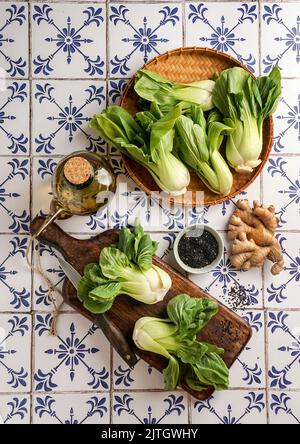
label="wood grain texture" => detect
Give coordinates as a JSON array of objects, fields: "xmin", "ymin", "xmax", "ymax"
[
  {"xmin": 31, "ymin": 216, "xmax": 252, "ymax": 400},
  {"xmin": 119, "ymin": 46, "xmax": 273, "ymax": 206}
]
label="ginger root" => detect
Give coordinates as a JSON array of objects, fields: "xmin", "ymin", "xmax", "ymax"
[{"xmin": 228, "ymin": 199, "xmax": 284, "ymax": 275}]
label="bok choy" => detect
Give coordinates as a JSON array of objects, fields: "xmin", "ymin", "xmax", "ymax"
[
  {"xmin": 90, "ymin": 105, "xmax": 190, "ymax": 196},
  {"xmin": 134, "ymin": 69, "xmax": 215, "ymax": 114},
  {"xmin": 175, "ymin": 106, "xmax": 233, "ymax": 196},
  {"xmin": 77, "ymin": 222, "xmax": 171, "ymax": 314},
  {"xmin": 212, "ymin": 66, "xmax": 281, "ymax": 172},
  {"xmin": 133, "ymin": 294, "xmax": 229, "ymax": 391}
]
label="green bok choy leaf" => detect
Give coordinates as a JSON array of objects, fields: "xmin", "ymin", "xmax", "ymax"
[
  {"xmin": 175, "ymin": 106, "xmax": 233, "ymax": 196},
  {"xmin": 77, "ymin": 222, "xmax": 171, "ymax": 314},
  {"xmin": 134, "ymin": 69, "xmax": 215, "ymax": 114},
  {"xmin": 133, "ymin": 294, "xmax": 229, "ymax": 391},
  {"xmin": 212, "ymin": 66, "xmax": 281, "ymax": 173},
  {"xmin": 90, "ymin": 105, "xmax": 190, "ymax": 196}
]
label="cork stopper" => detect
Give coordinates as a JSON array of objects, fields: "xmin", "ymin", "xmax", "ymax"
[{"xmin": 63, "ymin": 156, "xmax": 92, "ymax": 186}]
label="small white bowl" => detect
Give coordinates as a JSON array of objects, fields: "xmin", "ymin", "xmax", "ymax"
[{"xmin": 173, "ymin": 224, "xmax": 224, "ymax": 274}]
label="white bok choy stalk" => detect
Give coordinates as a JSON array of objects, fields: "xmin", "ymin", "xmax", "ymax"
[
  {"xmin": 77, "ymin": 223, "xmax": 172, "ymax": 314},
  {"xmin": 212, "ymin": 66, "xmax": 281, "ymax": 173},
  {"xmin": 134, "ymin": 69, "xmax": 215, "ymax": 114},
  {"xmin": 175, "ymin": 106, "xmax": 233, "ymax": 196},
  {"xmin": 90, "ymin": 105, "xmax": 190, "ymax": 196}
]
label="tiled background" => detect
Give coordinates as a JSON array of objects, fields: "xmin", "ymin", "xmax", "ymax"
[{"xmin": 0, "ymin": 0, "xmax": 299, "ymax": 425}]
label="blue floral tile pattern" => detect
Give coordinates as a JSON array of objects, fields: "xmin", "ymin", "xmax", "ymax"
[
  {"xmin": 230, "ymin": 311, "xmax": 266, "ymax": 388},
  {"xmin": 0, "ymin": 395, "xmax": 30, "ymax": 424},
  {"xmin": 186, "ymin": 2, "xmax": 259, "ymax": 74},
  {"xmin": 192, "ymin": 390, "xmax": 267, "ymax": 424},
  {"xmin": 34, "ymin": 313, "xmax": 110, "ymax": 392},
  {"xmin": 273, "ymin": 80, "xmax": 300, "ymax": 154},
  {"xmin": 113, "ymin": 392, "xmax": 188, "ymax": 424},
  {"xmin": 264, "ymin": 233, "xmax": 300, "ymax": 308},
  {"xmin": 32, "ymin": 157, "xmax": 108, "ymax": 233},
  {"xmin": 267, "ymin": 311, "xmax": 300, "ymax": 389},
  {"xmin": 0, "ymin": 157, "xmax": 30, "ymax": 234},
  {"xmin": 32, "ymin": 394, "xmax": 109, "ymax": 424},
  {"xmin": 0, "ymin": 3, "xmax": 28, "ymax": 78},
  {"xmin": 269, "ymin": 392, "xmax": 300, "ymax": 424},
  {"xmin": 109, "ymin": 4, "xmax": 183, "ymax": 77},
  {"xmin": 261, "ymin": 2, "xmax": 300, "ymax": 77},
  {"xmin": 31, "ymin": 3, "xmax": 106, "ymax": 78},
  {"xmin": 0, "ymin": 314, "xmax": 31, "ymax": 393},
  {"xmin": 0, "ymin": 81, "xmax": 29, "ymax": 155},
  {"xmin": 0, "ymin": 235, "xmax": 31, "ymax": 312},
  {"xmin": 263, "ymin": 156, "xmax": 299, "ymax": 230},
  {"xmin": 32, "ymin": 80, "xmax": 106, "ymax": 155}
]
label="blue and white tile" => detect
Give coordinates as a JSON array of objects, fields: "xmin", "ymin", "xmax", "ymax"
[
  {"xmin": 267, "ymin": 310, "xmax": 300, "ymax": 389},
  {"xmin": 33, "ymin": 313, "xmax": 110, "ymax": 392},
  {"xmin": 186, "ymin": 175, "xmax": 261, "ymax": 231},
  {"xmin": 0, "ymin": 395, "xmax": 30, "ymax": 424},
  {"xmin": 0, "ymin": 314, "xmax": 31, "ymax": 393},
  {"xmin": 0, "ymin": 235, "xmax": 31, "ymax": 312},
  {"xmin": 189, "ymin": 236, "xmax": 263, "ymax": 309},
  {"xmin": 273, "ymin": 80, "xmax": 300, "ymax": 154},
  {"xmin": 263, "ymin": 156, "xmax": 299, "ymax": 230},
  {"xmin": 261, "ymin": 2, "xmax": 300, "ymax": 77},
  {"xmin": 32, "ymin": 393, "xmax": 110, "ymax": 424},
  {"xmin": 269, "ymin": 391, "xmax": 300, "ymax": 424},
  {"xmin": 31, "ymin": 3, "xmax": 106, "ymax": 78},
  {"xmin": 32, "ymin": 80, "xmax": 106, "ymax": 156},
  {"xmin": 32, "ymin": 157, "xmax": 108, "ymax": 233},
  {"xmin": 192, "ymin": 390, "xmax": 267, "ymax": 424},
  {"xmin": 0, "ymin": 81, "xmax": 29, "ymax": 155},
  {"xmin": 109, "ymin": 4, "xmax": 183, "ymax": 77},
  {"xmin": 229, "ymin": 311, "xmax": 266, "ymax": 388},
  {"xmin": 108, "ymin": 79, "xmax": 129, "ymax": 154},
  {"xmin": 0, "ymin": 2, "xmax": 28, "ymax": 78},
  {"xmin": 264, "ymin": 232, "xmax": 300, "ymax": 308},
  {"xmin": 108, "ymin": 156, "xmax": 186, "ymax": 232},
  {"xmin": 113, "ymin": 392, "xmax": 188, "ymax": 424},
  {"xmin": 0, "ymin": 157, "xmax": 30, "ymax": 234},
  {"xmin": 185, "ymin": 2, "xmax": 259, "ymax": 74}
]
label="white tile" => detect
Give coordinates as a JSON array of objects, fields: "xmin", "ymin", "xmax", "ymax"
[
  {"xmin": 185, "ymin": 2, "xmax": 259, "ymax": 74},
  {"xmin": 230, "ymin": 311, "xmax": 266, "ymax": 388},
  {"xmin": 0, "ymin": 314, "xmax": 31, "ymax": 393},
  {"xmin": 186, "ymin": 175, "xmax": 261, "ymax": 230},
  {"xmin": 31, "ymin": 3, "xmax": 106, "ymax": 78},
  {"xmin": 33, "ymin": 313, "xmax": 110, "ymax": 392},
  {"xmin": 32, "ymin": 393, "xmax": 110, "ymax": 424},
  {"xmin": 269, "ymin": 391, "xmax": 300, "ymax": 424},
  {"xmin": 0, "ymin": 2, "xmax": 28, "ymax": 78},
  {"xmin": 0, "ymin": 235, "xmax": 31, "ymax": 312},
  {"xmin": 32, "ymin": 157, "xmax": 108, "ymax": 233},
  {"xmin": 272, "ymin": 80, "xmax": 300, "ymax": 154},
  {"xmin": 108, "ymin": 79, "xmax": 129, "ymax": 106},
  {"xmin": 0, "ymin": 81, "xmax": 29, "ymax": 155},
  {"xmin": 191, "ymin": 390, "xmax": 267, "ymax": 424},
  {"xmin": 0, "ymin": 157, "xmax": 30, "ymax": 234},
  {"xmin": 113, "ymin": 392, "xmax": 188, "ymax": 424},
  {"xmin": 264, "ymin": 232, "xmax": 300, "ymax": 308},
  {"xmin": 263, "ymin": 156, "xmax": 300, "ymax": 230},
  {"xmin": 267, "ymin": 310, "xmax": 300, "ymax": 389},
  {"xmin": 32, "ymin": 80, "xmax": 106, "ymax": 155},
  {"xmin": 109, "ymin": 4, "xmax": 183, "ymax": 77},
  {"xmin": 108, "ymin": 156, "xmax": 186, "ymax": 232},
  {"xmin": 113, "ymin": 356, "xmax": 164, "ymax": 390},
  {"xmin": 189, "ymin": 235, "xmax": 263, "ymax": 309},
  {"xmin": 261, "ymin": 2, "xmax": 300, "ymax": 77},
  {"xmin": 0, "ymin": 395, "xmax": 30, "ymax": 424}
]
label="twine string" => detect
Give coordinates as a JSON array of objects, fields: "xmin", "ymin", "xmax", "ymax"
[{"xmin": 26, "ymin": 210, "xmax": 65, "ymax": 336}]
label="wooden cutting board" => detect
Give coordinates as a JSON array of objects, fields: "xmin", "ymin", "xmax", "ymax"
[{"xmin": 31, "ymin": 216, "xmax": 252, "ymax": 400}]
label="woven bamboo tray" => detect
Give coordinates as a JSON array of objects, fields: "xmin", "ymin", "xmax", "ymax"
[{"xmin": 119, "ymin": 47, "xmax": 273, "ymax": 206}]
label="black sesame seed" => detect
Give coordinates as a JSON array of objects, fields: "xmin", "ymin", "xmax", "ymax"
[{"xmin": 178, "ymin": 229, "xmax": 219, "ymax": 269}]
